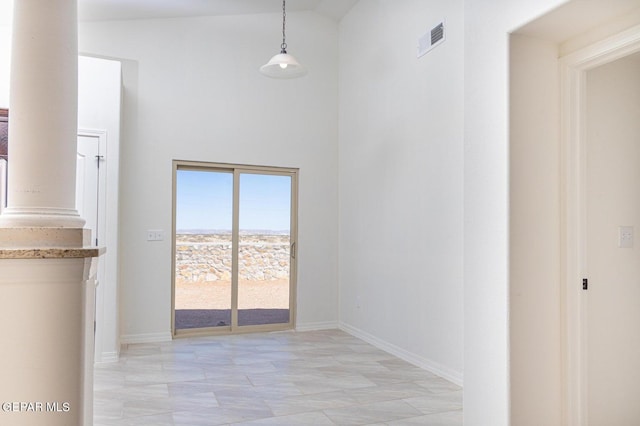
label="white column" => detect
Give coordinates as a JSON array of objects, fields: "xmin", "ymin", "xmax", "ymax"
[
  {"xmin": 0, "ymin": 0, "xmax": 83, "ymax": 228},
  {"xmin": 0, "ymin": 1, "xmax": 99, "ymax": 425}
]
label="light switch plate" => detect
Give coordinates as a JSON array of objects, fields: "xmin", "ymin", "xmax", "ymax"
[
  {"xmin": 147, "ymin": 229, "xmax": 164, "ymax": 241},
  {"xmin": 618, "ymin": 226, "xmax": 633, "ymax": 248}
]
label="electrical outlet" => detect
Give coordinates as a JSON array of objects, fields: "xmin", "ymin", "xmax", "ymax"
[{"xmin": 147, "ymin": 229, "xmax": 164, "ymax": 241}]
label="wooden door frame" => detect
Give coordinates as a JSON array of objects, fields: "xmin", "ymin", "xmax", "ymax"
[{"xmin": 560, "ymin": 24, "xmax": 640, "ymax": 426}]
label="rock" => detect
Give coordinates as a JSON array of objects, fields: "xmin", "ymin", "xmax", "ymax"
[{"xmin": 175, "ymin": 233, "xmax": 291, "ymax": 283}]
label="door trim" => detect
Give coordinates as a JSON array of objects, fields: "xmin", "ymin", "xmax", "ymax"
[{"xmin": 560, "ymin": 24, "xmax": 640, "ymax": 426}]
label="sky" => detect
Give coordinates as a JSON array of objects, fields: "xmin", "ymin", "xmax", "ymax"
[{"xmin": 176, "ymin": 170, "xmax": 291, "ymax": 232}]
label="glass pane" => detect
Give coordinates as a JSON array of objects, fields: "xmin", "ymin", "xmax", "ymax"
[
  {"xmin": 238, "ymin": 173, "xmax": 291, "ymax": 326},
  {"xmin": 174, "ymin": 169, "xmax": 233, "ymax": 330}
]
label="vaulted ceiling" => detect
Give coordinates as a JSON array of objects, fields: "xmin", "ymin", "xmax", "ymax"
[
  {"xmin": 0, "ymin": 0, "xmax": 358, "ymax": 26},
  {"xmin": 78, "ymin": 0, "xmax": 359, "ymax": 22}
]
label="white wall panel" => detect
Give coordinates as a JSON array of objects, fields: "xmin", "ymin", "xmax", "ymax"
[
  {"xmin": 338, "ymin": 0, "xmax": 465, "ymax": 383},
  {"xmin": 78, "ymin": 11, "xmax": 339, "ymax": 339}
]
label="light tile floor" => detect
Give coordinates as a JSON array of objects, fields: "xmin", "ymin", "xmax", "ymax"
[{"xmin": 94, "ymin": 329, "xmax": 462, "ymax": 425}]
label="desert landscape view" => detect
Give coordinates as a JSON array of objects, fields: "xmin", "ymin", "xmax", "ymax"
[{"xmin": 174, "ymin": 232, "xmax": 291, "ymax": 328}]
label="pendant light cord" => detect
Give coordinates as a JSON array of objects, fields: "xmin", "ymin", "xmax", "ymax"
[{"xmin": 281, "ymin": 0, "xmax": 287, "ymax": 53}]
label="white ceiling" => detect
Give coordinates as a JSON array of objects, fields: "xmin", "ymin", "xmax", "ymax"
[
  {"xmin": 0, "ymin": 0, "xmax": 358, "ymax": 26},
  {"xmin": 77, "ymin": 0, "xmax": 359, "ymax": 22}
]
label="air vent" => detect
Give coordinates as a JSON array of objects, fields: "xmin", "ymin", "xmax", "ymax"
[
  {"xmin": 431, "ymin": 23, "xmax": 444, "ymax": 45},
  {"xmin": 417, "ymin": 20, "xmax": 446, "ymax": 58}
]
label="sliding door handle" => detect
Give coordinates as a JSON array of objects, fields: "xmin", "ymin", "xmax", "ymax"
[{"xmin": 291, "ymin": 242, "xmax": 296, "ymax": 259}]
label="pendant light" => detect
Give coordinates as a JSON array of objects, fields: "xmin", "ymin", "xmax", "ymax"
[{"xmin": 260, "ymin": 0, "xmax": 307, "ymax": 79}]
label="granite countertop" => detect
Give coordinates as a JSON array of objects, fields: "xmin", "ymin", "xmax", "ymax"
[
  {"xmin": 0, "ymin": 228, "xmax": 105, "ymax": 259},
  {"xmin": 0, "ymin": 246, "xmax": 105, "ymax": 259}
]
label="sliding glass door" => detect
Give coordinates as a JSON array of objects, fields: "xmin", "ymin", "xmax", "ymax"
[
  {"xmin": 238, "ymin": 173, "xmax": 292, "ymax": 326},
  {"xmin": 172, "ymin": 162, "xmax": 297, "ymax": 336},
  {"xmin": 174, "ymin": 169, "xmax": 233, "ymax": 330}
]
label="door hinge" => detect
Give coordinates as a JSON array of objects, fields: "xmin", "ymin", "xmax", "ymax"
[{"xmin": 582, "ymin": 278, "xmax": 588, "ymax": 290}]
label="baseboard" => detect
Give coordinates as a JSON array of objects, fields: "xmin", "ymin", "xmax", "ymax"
[
  {"xmin": 95, "ymin": 351, "xmax": 119, "ymax": 364},
  {"xmin": 295, "ymin": 320, "xmax": 339, "ymax": 332},
  {"xmin": 339, "ymin": 322, "xmax": 463, "ymax": 386},
  {"xmin": 120, "ymin": 331, "xmax": 172, "ymax": 345}
]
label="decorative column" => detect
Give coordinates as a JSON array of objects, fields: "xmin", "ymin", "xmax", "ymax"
[
  {"xmin": 0, "ymin": 0, "xmax": 83, "ymax": 228},
  {"xmin": 0, "ymin": 1, "xmax": 102, "ymax": 425}
]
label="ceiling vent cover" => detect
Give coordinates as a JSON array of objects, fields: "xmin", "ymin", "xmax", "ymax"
[{"xmin": 418, "ymin": 20, "xmax": 445, "ymax": 58}]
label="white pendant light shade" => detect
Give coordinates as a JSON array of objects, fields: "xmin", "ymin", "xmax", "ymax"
[
  {"xmin": 260, "ymin": 0, "xmax": 306, "ymax": 79},
  {"xmin": 260, "ymin": 53, "xmax": 307, "ymax": 79}
]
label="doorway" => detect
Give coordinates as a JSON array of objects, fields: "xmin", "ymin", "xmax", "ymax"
[
  {"xmin": 76, "ymin": 130, "xmax": 107, "ymax": 359},
  {"xmin": 582, "ymin": 52, "xmax": 640, "ymax": 425},
  {"xmin": 561, "ymin": 28, "xmax": 640, "ymax": 425},
  {"xmin": 171, "ymin": 161, "xmax": 298, "ymax": 336}
]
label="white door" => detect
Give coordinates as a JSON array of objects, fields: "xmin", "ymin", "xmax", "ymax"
[
  {"xmin": 584, "ymin": 52, "xmax": 640, "ymax": 425},
  {"xmin": 76, "ymin": 133, "xmax": 103, "ymax": 365}
]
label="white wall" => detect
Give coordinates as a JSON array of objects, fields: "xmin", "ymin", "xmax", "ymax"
[
  {"xmin": 464, "ymin": 0, "xmax": 569, "ymax": 424},
  {"xmin": 509, "ymin": 34, "xmax": 562, "ymax": 425},
  {"xmin": 338, "ymin": 0, "xmax": 464, "ymax": 383},
  {"xmin": 78, "ymin": 56, "xmax": 122, "ymax": 362},
  {"xmin": 78, "ymin": 11, "xmax": 340, "ymax": 340}
]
